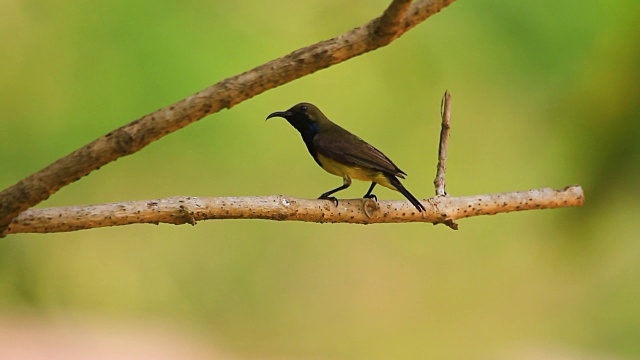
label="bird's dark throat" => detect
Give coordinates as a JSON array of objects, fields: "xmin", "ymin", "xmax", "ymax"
[{"xmin": 287, "ymin": 117, "xmax": 319, "ymax": 156}]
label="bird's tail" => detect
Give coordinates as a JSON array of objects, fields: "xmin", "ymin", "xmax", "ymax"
[{"xmin": 386, "ymin": 175, "xmax": 425, "ymax": 212}]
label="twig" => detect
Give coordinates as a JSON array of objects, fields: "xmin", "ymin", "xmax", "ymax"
[
  {"xmin": 434, "ymin": 90, "xmax": 452, "ymax": 196},
  {"xmin": 433, "ymin": 91, "xmax": 457, "ymax": 229},
  {"xmin": 5, "ymin": 186, "xmax": 584, "ymax": 234},
  {"xmin": 0, "ymin": 0, "xmax": 456, "ymax": 235}
]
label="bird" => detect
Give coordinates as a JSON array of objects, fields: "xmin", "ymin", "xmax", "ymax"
[{"xmin": 266, "ymin": 102, "xmax": 425, "ymax": 212}]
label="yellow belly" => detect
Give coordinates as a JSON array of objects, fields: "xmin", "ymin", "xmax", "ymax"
[{"xmin": 316, "ymin": 153, "xmax": 396, "ymax": 190}]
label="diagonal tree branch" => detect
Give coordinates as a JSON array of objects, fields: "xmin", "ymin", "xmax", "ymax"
[
  {"xmin": 5, "ymin": 186, "xmax": 585, "ymax": 235},
  {"xmin": 0, "ymin": 0, "xmax": 456, "ymax": 235}
]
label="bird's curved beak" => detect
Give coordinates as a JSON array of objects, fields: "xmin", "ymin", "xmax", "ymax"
[{"xmin": 266, "ymin": 111, "xmax": 292, "ymax": 121}]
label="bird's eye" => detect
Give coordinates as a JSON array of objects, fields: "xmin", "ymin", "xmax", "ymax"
[{"xmin": 300, "ymin": 105, "xmax": 308, "ymax": 112}]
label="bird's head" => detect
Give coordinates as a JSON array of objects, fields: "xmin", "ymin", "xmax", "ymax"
[{"xmin": 266, "ymin": 102, "xmax": 329, "ymax": 137}]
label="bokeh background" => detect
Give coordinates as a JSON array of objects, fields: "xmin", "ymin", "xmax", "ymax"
[{"xmin": 1, "ymin": 0, "xmax": 639, "ymax": 359}]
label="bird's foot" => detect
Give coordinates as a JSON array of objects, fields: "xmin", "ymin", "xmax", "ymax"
[
  {"xmin": 363, "ymin": 193, "xmax": 378, "ymax": 201},
  {"xmin": 318, "ymin": 195, "xmax": 339, "ymax": 206}
]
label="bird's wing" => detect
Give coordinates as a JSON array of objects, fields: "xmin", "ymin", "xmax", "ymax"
[{"xmin": 313, "ymin": 131, "xmax": 407, "ymax": 178}]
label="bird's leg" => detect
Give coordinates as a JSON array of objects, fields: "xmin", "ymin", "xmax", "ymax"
[
  {"xmin": 363, "ymin": 182, "xmax": 378, "ymax": 201},
  {"xmin": 319, "ymin": 177, "xmax": 351, "ymax": 206}
]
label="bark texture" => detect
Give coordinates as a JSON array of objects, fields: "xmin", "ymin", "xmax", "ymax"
[{"xmin": 6, "ymin": 186, "xmax": 584, "ymax": 234}]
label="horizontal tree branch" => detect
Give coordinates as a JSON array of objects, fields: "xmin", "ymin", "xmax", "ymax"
[
  {"xmin": 6, "ymin": 185, "xmax": 584, "ymax": 235},
  {"xmin": 0, "ymin": 0, "xmax": 456, "ymax": 235}
]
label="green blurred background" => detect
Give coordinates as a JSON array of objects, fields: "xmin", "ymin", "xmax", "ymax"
[{"xmin": 1, "ymin": 0, "xmax": 639, "ymax": 358}]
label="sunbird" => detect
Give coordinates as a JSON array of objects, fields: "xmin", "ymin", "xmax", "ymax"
[{"xmin": 266, "ymin": 102, "xmax": 425, "ymax": 212}]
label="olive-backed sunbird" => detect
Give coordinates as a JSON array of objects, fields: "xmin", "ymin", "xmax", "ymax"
[{"xmin": 266, "ymin": 102, "xmax": 425, "ymax": 212}]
